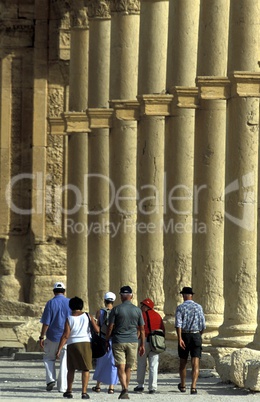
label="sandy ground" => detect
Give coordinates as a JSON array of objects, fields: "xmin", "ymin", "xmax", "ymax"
[{"xmin": 0, "ymin": 355, "xmax": 259, "ymax": 401}]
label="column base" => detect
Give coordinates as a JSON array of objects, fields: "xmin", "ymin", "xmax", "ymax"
[
  {"xmin": 211, "ymin": 324, "xmax": 256, "ymax": 348},
  {"xmin": 202, "ymin": 314, "xmax": 223, "ymax": 344}
]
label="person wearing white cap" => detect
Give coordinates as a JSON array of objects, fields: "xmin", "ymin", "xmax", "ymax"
[
  {"xmin": 39, "ymin": 282, "xmax": 70, "ymax": 393},
  {"xmin": 92, "ymin": 291, "xmax": 118, "ymax": 394}
]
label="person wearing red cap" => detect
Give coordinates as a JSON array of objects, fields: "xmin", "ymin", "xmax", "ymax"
[{"xmin": 134, "ymin": 298, "xmax": 165, "ymax": 394}]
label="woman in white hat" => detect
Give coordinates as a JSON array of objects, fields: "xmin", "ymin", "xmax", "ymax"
[{"xmin": 92, "ymin": 292, "xmax": 118, "ymax": 394}]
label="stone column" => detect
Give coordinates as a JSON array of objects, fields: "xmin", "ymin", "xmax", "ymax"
[
  {"xmin": 30, "ymin": 0, "xmax": 49, "ymax": 298},
  {"xmin": 32, "ymin": 0, "xmax": 49, "ymax": 242},
  {"xmin": 212, "ymin": 0, "xmax": 260, "ymax": 347},
  {"xmin": 66, "ymin": 0, "xmax": 90, "ymax": 305},
  {"xmin": 109, "ymin": 1, "xmax": 140, "ymax": 295},
  {"xmin": 0, "ymin": 56, "xmax": 12, "ymax": 236},
  {"xmin": 164, "ymin": 0, "xmax": 200, "ymax": 336},
  {"xmin": 137, "ymin": 0, "xmax": 169, "ymax": 312},
  {"xmin": 87, "ymin": 1, "xmax": 111, "ymax": 309},
  {"xmin": 192, "ymin": 0, "xmax": 229, "ymax": 340}
]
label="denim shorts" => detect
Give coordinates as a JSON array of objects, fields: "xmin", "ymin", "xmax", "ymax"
[{"xmin": 178, "ymin": 332, "xmax": 202, "ymax": 359}]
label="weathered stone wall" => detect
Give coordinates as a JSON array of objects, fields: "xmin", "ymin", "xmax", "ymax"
[
  {"xmin": 0, "ymin": 0, "xmax": 69, "ymax": 312},
  {"xmin": 0, "ymin": 0, "xmax": 260, "ymax": 389}
]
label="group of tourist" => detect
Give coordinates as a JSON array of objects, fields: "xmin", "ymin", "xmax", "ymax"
[{"xmin": 39, "ymin": 282, "xmax": 205, "ymax": 399}]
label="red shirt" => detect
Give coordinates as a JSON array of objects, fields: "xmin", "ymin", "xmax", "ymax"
[{"xmin": 143, "ymin": 309, "xmax": 165, "ymax": 338}]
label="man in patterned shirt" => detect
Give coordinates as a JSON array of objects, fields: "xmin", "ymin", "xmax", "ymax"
[{"xmin": 175, "ymin": 287, "xmax": 206, "ymax": 395}]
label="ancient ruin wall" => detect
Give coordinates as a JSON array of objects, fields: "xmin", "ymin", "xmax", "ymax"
[{"xmin": 0, "ymin": 2, "xmax": 260, "ymax": 372}]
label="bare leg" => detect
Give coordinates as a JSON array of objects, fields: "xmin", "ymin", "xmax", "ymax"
[
  {"xmin": 179, "ymin": 358, "xmax": 187, "ymax": 388},
  {"xmin": 191, "ymin": 357, "xmax": 200, "ymax": 389},
  {"xmin": 117, "ymin": 364, "xmax": 128, "ymax": 390},
  {"xmin": 82, "ymin": 370, "xmax": 90, "ymax": 394},
  {"xmin": 125, "ymin": 365, "xmax": 132, "ymax": 389},
  {"xmin": 66, "ymin": 368, "xmax": 74, "ymax": 392}
]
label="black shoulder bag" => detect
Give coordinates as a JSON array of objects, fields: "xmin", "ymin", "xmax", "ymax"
[{"xmin": 86, "ymin": 313, "xmax": 107, "ymax": 359}]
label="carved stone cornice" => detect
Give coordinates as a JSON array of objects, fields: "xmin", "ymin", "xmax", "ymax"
[
  {"xmin": 137, "ymin": 95, "xmax": 173, "ymax": 116},
  {"xmin": 62, "ymin": 112, "xmax": 90, "ymax": 134},
  {"xmin": 196, "ymin": 77, "xmax": 230, "ymax": 100},
  {"xmin": 48, "ymin": 117, "xmax": 66, "ymax": 135},
  {"xmin": 172, "ymin": 87, "xmax": 199, "ymax": 109},
  {"xmin": 0, "ymin": 20, "xmax": 34, "ymax": 47},
  {"xmin": 110, "ymin": 0, "xmax": 140, "ymax": 14},
  {"xmin": 230, "ymin": 71, "xmax": 260, "ymax": 98},
  {"xmin": 109, "ymin": 100, "xmax": 140, "ymax": 120},
  {"xmin": 70, "ymin": 0, "xmax": 89, "ymax": 28},
  {"xmin": 87, "ymin": 108, "xmax": 113, "ymax": 128},
  {"xmin": 86, "ymin": 0, "xmax": 111, "ymax": 19}
]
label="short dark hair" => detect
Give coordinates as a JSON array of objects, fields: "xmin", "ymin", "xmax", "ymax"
[
  {"xmin": 69, "ymin": 296, "xmax": 84, "ymax": 311},
  {"xmin": 53, "ymin": 289, "xmax": 65, "ymax": 294}
]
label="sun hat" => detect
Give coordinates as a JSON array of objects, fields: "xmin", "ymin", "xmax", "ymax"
[
  {"xmin": 140, "ymin": 298, "xmax": 154, "ymax": 309},
  {"xmin": 180, "ymin": 286, "xmax": 194, "ymax": 295}
]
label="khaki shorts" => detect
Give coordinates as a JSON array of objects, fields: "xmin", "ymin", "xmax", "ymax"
[{"xmin": 112, "ymin": 342, "xmax": 138, "ymax": 367}]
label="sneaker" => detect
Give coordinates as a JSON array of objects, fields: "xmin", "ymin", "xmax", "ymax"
[
  {"xmin": 149, "ymin": 390, "xmax": 156, "ymax": 394},
  {"xmin": 46, "ymin": 381, "xmax": 55, "ymax": 391},
  {"xmin": 133, "ymin": 386, "xmax": 144, "ymax": 393}
]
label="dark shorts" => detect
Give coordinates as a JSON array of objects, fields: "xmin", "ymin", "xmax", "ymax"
[{"xmin": 178, "ymin": 332, "xmax": 202, "ymax": 360}]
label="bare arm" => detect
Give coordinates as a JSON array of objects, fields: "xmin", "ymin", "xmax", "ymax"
[
  {"xmin": 106, "ymin": 322, "xmax": 114, "ymax": 341},
  {"xmin": 39, "ymin": 324, "xmax": 48, "ymax": 349},
  {"xmin": 56, "ymin": 319, "xmax": 70, "ymax": 358},
  {"xmin": 89, "ymin": 313, "xmax": 100, "ymax": 333},
  {"xmin": 105, "ymin": 322, "xmax": 114, "ymax": 351},
  {"xmin": 176, "ymin": 327, "xmax": 185, "ymax": 350},
  {"xmin": 95, "ymin": 309, "xmax": 101, "ymax": 324},
  {"xmin": 138, "ymin": 325, "xmax": 145, "ymax": 356}
]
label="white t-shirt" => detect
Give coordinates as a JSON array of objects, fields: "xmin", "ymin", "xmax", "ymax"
[{"xmin": 67, "ymin": 313, "xmax": 91, "ymax": 345}]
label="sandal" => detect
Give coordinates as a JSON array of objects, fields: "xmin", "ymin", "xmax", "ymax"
[
  {"xmin": 92, "ymin": 386, "xmax": 101, "ymax": 392},
  {"xmin": 82, "ymin": 393, "xmax": 90, "ymax": 399},
  {"xmin": 191, "ymin": 388, "xmax": 197, "ymax": 394},
  {"xmin": 108, "ymin": 388, "xmax": 114, "ymax": 394},
  {"xmin": 118, "ymin": 389, "xmax": 129, "ymax": 399},
  {"xmin": 63, "ymin": 391, "xmax": 73, "ymax": 398},
  {"xmin": 178, "ymin": 383, "xmax": 186, "ymax": 393}
]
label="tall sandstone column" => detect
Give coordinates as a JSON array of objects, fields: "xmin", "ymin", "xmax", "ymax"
[
  {"xmin": 137, "ymin": 0, "xmax": 169, "ymax": 312},
  {"xmin": 109, "ymin": 1, "xmax": 140, "ymax": 295},
  {"xmin": 213, "ymin": 0, "xmax": 260, "ymax": 347},
  {"xmin": 192, "ymin": 0, "xmax": 229, "ymax": 340},
  {"xmin": 87, "ymin": 1, "xmax": 111, "ymax": 309},
  {"xmin": 164, "ymin": 0, "xmax": 200, "ymax": 336},
  {"xmin": 66, "ymin": 0, "xmax": 89, "ymax": 305}
]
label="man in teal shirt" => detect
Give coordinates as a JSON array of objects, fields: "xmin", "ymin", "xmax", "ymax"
[{"xmin": 106, "ymin": 286, "xmax": 145, "ymax": 400}]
